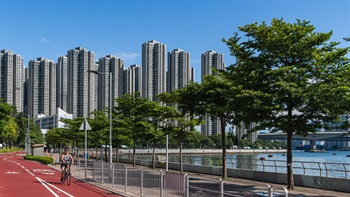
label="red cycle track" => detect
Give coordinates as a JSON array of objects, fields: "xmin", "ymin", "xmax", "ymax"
[{"xmin": 0, "ymin": 152, "xmax": 122, "ymax": 197}]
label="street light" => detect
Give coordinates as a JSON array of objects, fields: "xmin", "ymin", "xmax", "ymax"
[
  {"xmin": 24, "ymin": 114, "xmax": 31, "ymax": 155},
  {"xmin": 87, "ymin": 69, "xmax": 113, "ymax": 165}
]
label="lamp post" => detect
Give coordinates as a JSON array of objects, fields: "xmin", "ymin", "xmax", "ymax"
[
  {"xmin": 24, "ymin": 114, "xmax": 31, "ymax": 155},
  {"xmin": 87, "ymin": 69, "xmax": 113, "ymax": 165}
]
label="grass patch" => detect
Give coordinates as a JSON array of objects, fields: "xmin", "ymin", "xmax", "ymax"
[
  {"xmin": 24, "ymin": 155, "xmax": 53, "ymax": 165},
  {"xmin": 0, "ymin": 148, "xmax": 23, "ymax": 153}
]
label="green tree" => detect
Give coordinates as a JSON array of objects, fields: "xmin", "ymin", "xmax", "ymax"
[
  {"xmin": 166, "ymin": 117, "xmax": 201, "ymax": 173},
  {"xmin": 61, "ymin": 117, "xmax": 85, "ymax": 154},
  {"xmin": 114, "ymin": 92, "xmax": 152, "ymax": 166},
  {"xmin": 0, "ymin": 99, "xmax": 19, "ymax": 148},
  {"xmin": 45, "ymin": 128, "xmax": 68, "ymax": 148},
  {"xmin": 88, "ymin": 111, "xmax": 109, "ymax": 161},
  {"xmin": 223, "ymin": 18, "xmax": 350, "ymax": 189},
  {"xmin": 15, "ymin": 113, "xmax": 27, "ymax": 147},
  {"xmin": 199, "ymin": 134, "xmax": 214, "ymax": 149},
  {"xmin": 146, "ymin": 101, "xmax": 178, "ymax": 169},
  {"xmin": 199, "ymin": 74, "xmax": 241, "ymax": 178},
  {"xmin": 29, "ymin": 119, "xmax": 44, "ymax": 144}
]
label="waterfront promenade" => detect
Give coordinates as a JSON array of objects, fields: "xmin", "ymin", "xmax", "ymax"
[
  {"xmin": 48, "ymin": 160, "xmax": 349, "ymax": 197},
  {"xmin": 116, "ymin": 148, "xmax": 287, "ymax": 155}
]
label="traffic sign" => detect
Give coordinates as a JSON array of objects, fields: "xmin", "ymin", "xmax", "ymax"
[{"xmin": 79, "ymin": 119, "xmax": 91, "ymax": 130}]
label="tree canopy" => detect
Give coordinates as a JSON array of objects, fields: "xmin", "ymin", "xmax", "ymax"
[{"xmin": 223, "ymin": 18, "xmax": 350, "ymax": 189}]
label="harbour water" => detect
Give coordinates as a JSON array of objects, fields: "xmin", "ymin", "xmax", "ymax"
[{"xmin": 172, "ymin": 150, "xmax": 350, "ymax": 178}]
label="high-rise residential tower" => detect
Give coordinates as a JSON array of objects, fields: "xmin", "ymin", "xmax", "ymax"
[
  {"xmin": 142, "ymin": 40, "xmax": 166, "ymax": 100},
  {"xmin": 190, "ymin": 67, "xmax": 195, "ymax": 83},
  {"xmin": 124, "ymin": 64, "xmax": 142, "ymax": 95},
  {"xmin": 66, "ymin": 47, "xmax": 95, "ymax": 118},
  {"xmin": 56, "ymin": 56, "xmax": 68, "ymax": 112},
  {"xmin": 97, "ymin": 55, "xmax": 124, "ymax": 111},
  {"xmin": 0, "ymin": 50, "xmax": 24, "ymax": 112},
  {"xmin": 201, "ymin": 50, "xmax": 225, "ymax": 136},
  {"xmin": 167, "ymin": 49, "xmax": 191, "ymax": 93},
  {"xmin": 28, "ymin": 57, "xmax": 56, "ymax": 117}
]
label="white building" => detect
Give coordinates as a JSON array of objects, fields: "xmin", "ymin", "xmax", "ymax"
[
  {"xmin": 56, "ymin": 56, "xmax": 68, "ymax": 112},
  {"xmin": 97, "ymin": 55, "xmax": 124, "ymax": 111},
  {"xmin": 124, "ymin": 64, "xmax": 142, "ymax": 95},
  {"xmin": 28, "ymin": 57, "xmax": 56, "ymax": 118},
  {"xmin": 0, "ymin": 49, "xmax": 24, "ymax": 112},
  {"xmin": 66, "ymin": 47, "xmax": 95, "ymax": 118},
  {"xmin": 201, "ymin": 50, "xmax": 225, "ymax": 136},
  {"xmin": 142, "ymin": 40, "xmax": 166, "ymax": 101},
  {"xmin": 167, "ymin": 49, "xmax": 191, "ymax": 93},
  {"xmin": 35, "ymin": 107, "xmax": 73, "ymax": 137}
]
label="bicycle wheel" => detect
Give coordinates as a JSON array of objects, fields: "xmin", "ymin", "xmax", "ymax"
[
  {"xmin": 62, "ymin": 173, "xmax": 66, "ymax": 184},
  {"xmin": 66, "ymin": 173, "xmax": 71, "ymax": 186}
]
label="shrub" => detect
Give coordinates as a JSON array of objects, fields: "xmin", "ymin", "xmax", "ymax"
[{"xmin": 24, "ymin": 155, "xmax": 53, "ymax": 164}]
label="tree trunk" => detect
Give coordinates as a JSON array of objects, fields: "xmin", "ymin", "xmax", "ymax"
[
  {"xmin": 287, "ymin": 108, "xmax": 294, "ymax": 189},
  {"xmin": 220, "ymin": 115, "xmax": 227, "ymax": 179},
  {"xmin": 180, "ymin": 139, "xmax": 183, "ymax": 173},
  {"xmin": 133, "ymin": 139, "xmax": 136, "ymax": 166},
  {"xmin": 152, "ymin": 141, "xmax": 156, "ymax": 169}
]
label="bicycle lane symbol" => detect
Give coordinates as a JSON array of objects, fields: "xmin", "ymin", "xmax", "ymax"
[{"xmin": 10, "ymin": 159, "xmax": 74, "ymax": 197}]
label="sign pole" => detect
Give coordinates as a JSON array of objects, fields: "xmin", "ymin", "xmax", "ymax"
[
  {"xmin": 80, "ymin": 119, "xmax": 91, "ymax": 180},
  {"xmin": 84, "ymin": 119, "xmax": 87, "ymax": 179}
]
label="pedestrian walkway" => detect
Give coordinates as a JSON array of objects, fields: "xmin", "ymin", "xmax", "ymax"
[{"xmin": 48, "ymin": 162, "xmax": 349, "ymax": 197}]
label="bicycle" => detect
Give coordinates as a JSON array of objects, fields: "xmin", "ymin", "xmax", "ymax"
[{"xmin": 61, "ymin": 165, "xmax": 72, "ymax": 186}]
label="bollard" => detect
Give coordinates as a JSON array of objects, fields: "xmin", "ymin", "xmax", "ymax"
[
  {"xmin": 101, "ymin": 161, "xmax": 104, "ymax": 183},
  {"xmin": 112, "ymin": 164, "xmax": 115, "ymax": 188},
  {"xmin": 283, "ymin": 187, "xmax": 288, "ymax": 197},
  {"xmin": 92, "ymin": 161, "xmax": 94, "ymax": 180},
  {"xmin": 140, "ymin": 167, "xmax": 143, "ymax": 197},
  {"xmin": 160, "ymin": 170, "xmax": 164, "ymax": 197},
  {"xmin": 78, "ymin": 157, "xmax": 80, "ymax": 178},
  {"xmin": 125, "ymin": 165, "xmax": 128, "ymax": 194},
  {"xmin": 186, "ymin": 174, "xmax": 189, "ymax": 197},
  {"xmin": 219, "ymin": 179, "xmax": 224, "ymax": 197},
  {"xmin": 267, "ymin": 184, "xmax": 273, "ymax": 197}
]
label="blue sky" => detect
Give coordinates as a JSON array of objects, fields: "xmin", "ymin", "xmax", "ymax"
[{"xmin": 1, "ymin": 0, "xmax": 349, "ymax": 82}]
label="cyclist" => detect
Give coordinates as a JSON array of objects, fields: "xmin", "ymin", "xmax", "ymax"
[{"xmin": 60, "ymin": 147, "xmax": 74, "ymax": 182}]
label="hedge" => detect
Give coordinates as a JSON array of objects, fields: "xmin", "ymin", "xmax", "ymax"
[{"xmin": 24, "ymin": 155, "xmax": 53, "ymax": 164}]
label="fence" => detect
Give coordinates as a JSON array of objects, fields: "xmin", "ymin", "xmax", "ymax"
[
  {"xmin": 86, "ymin": 160, "xmax": 287, "ymax": 197},
  {"xmin": 120, "ymin": 154, "xmax": 350, "ymax": 179}
]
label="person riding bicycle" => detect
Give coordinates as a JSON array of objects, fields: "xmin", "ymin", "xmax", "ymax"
[{"xmin": 60, "ymin": 147, "xmax": 74, "ymax": 182}]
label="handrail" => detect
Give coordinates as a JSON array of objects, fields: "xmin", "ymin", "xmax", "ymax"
[{"xmin": 119, "ymin": 154, "xmax": 350, "ymax": 179}]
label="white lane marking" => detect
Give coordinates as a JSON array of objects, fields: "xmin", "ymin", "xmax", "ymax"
[
  {"xmin": 25, "ymin": 169, "xmax": 35, "ymax": 176},
  {"xmin": 35, "ymin": 177, "xmax": 60, "ymax": 197},
  {"xmin": 37, "ymin": 177, "xmax": 74, "ymax": 197},
  {"xmin": 5, "ymin": 171, "xmax": 19, "ymax": 174},
  {"xmin": 11, "ymin": 158, "xmax": 74, "ymax": 197}
]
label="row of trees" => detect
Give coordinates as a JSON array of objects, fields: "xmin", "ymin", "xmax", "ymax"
[
  {"xmin": 0, "ymin": 99, "xmax": 44, "ymax": 148},
  {"xmin": 3, "ymin": 18, "xmax": 349, "ymax": 190}
]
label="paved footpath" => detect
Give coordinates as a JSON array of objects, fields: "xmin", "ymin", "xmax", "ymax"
[
  {"xmin": 0, "ymin": 152, "xmax": 122, "ymax": 197},
  {"xmin": 50, "ymin": 158, "xmax": 350, "ymax": 197}
]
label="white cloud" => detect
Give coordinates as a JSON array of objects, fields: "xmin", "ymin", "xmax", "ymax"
[
  {"xmin": 40, "ymin": 37, "xmax": 47, "ymax": 43},
  {"xmin": 114, "ymin": 52, "xmax": 140, "ymax": 65},
  {"xmin": 191, "ymin": 59, "xmax": 200, "ymax": 64}
]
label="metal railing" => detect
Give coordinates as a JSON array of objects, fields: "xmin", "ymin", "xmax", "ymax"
[
  {"xmin": 87, "ymin": 160, "xmax": 280, "ymax": 197},
  {"xmin": 119, "ymin": 154, "xmax": 350, "ymax": 179},
  {"xmin": 227, "ymin": 158, "xmax": 350, "ymax": 179},
  {"xmin": 92, "ymin": 161, "xmax": 187, "ymax": 196}
]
